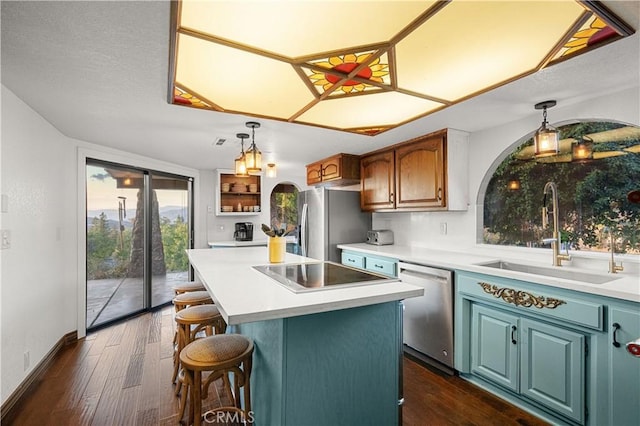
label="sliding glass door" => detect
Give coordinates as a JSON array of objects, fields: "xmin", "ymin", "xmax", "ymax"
[
  {"xmin": 151, "ymin": 172, "xmax": 192, "ymax": 308},
  {"xmin": 85, "ymin": 160, "xmax": 193, "ymax": 330}
]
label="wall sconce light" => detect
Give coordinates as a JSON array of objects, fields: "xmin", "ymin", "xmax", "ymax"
[
  {"xmin": 123, "ymin": 178, "xmax": 132, "ymax": 186},
  {"xmin": 266, "ymin": 163, "xmax": 277, "ymax": 178},
  {"xmin": 534, "ymin": 100, "xmax": 559, "ymax": 157},
  {"xmin": 234, "ymin": 133, "xmax": 249, "ymax": 177},
  {"xmin": 507, "ymin": 179, "xmax": 521, "ymax": 190},
  {"xmin": 245, "ymin": 121, "xmax": 262, "ymax": 172},
  {"xmin": 572, "ymin": 136, "xmax": 594, "ymax": 162}
]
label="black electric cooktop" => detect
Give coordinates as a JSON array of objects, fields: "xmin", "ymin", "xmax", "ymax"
[{"xmin": 252, "ymin": 261, "xmax": 396, "ymax": 293}]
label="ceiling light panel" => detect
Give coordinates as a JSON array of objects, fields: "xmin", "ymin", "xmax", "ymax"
[
  {"xmin": 396, "ymin": 1, "xmax": 585, "ymax": 101},
  {"xmin": 297, "ymin": 91, "xmax": 444, "ymax": 130},
  {"xmin": 179, "ymin": 0, "xmax": 435, "ymax": 58},
  {"xmin": 176, "ymin": 34, "xmax": 313, "ymax": 118},
  {"xmin": 170, "ymin": 0, "xmax": 633, "ymax": 135}
]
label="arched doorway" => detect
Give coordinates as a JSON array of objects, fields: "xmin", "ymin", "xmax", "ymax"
[{"xmin": 270, "ymin": 182, "xmax": 300, "ymax": 254}]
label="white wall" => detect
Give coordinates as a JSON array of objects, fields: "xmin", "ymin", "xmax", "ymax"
[
  {"xmin": 0, "ymin": 85, "xmax": 201, "ymax": 404},
  {"xmin": 373, "ymin": 87, "xmax": 640, "ymax": 254},
  {"xmin": 1, "ymin": 86, "xmax": 77, "ymax": 403}
]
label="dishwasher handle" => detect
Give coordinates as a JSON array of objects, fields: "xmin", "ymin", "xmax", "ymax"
[
  {"xmin": 399, "ymin": 261, "xmax": 452, "ymax": 282},
  {"xmin": 399, "ymin": 269, "xmax": 449, "ymax": 284}
]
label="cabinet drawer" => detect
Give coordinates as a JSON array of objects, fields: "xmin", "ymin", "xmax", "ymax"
[
  {"xmin": 458, "ymin": 272, "xmax": 604, "ymax": 330},
  {"xmin": 341, "ymin": 252, "xmax": 365, "ymax": 269},
  {"xmin": 365, "ymin": 256, "xmax": 397, "ymax": 277}
]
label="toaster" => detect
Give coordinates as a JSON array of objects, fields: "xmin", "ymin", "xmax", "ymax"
[{"xmin": 366, "ymin": 230, "xmax": 394, "ymax": 245}]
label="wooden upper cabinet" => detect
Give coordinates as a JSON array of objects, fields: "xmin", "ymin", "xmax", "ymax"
[
  {"xmin": 395, "ymin": 135, "xmax": 445, "ymax": 209},
  {"xmin": 360, "ymin": 150, "xmax": 395, "ymax": 211},
  {"xmin": 306, "ymin": 153, "xmax": 360, "ymax": 187},
  {"xmin": 360, "ymin": 129, "xmax": 469, "ymax": 212},
  {"xmin": 307, "ymin": 162, "xmax": 323, "ymax": 185}
]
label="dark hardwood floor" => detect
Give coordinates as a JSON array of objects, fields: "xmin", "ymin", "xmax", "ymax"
[{"xmin": 5, "ymin": 307, "xmax": 548, "ymax": 426}]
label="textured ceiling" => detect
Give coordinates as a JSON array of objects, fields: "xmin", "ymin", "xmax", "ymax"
[{"xmin": 1, "ymin": 1, "xmax": 639, "ymax": 174}]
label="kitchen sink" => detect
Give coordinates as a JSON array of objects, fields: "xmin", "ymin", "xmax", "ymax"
[{"xmin": 476, "ymin": 261, "xmax": 622, "ymax": 284}]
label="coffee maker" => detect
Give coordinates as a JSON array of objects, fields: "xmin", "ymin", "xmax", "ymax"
[{"xmin": 234, "ymin": 222, "xmax": 254, "ymax": 241}]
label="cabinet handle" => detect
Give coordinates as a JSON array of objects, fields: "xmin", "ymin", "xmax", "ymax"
[
  {"xmin": 612, "ymin": 322, "xmax": 621, "ymax": 348},
  {"xmin": 389, "ymin": 193, "xmax": 394, "ymax": 203},
  {"xmin": 375, "ymin": 264, "xmax": 383, "ymax": 269},
  {"xmin": 437, "ymin": 187, "xmax": 442, "ymax": 201},
  {"xmin": 348, "ymin": 258, "xmax": 355, "ymax": 263},
  {"xmin": 511, "ymin": 325, "xmax": 517, "ymax": 344}
]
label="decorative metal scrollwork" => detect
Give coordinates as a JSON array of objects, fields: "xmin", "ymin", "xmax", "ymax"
[{"xmin": 478, "ymin": 282, "xmax": 566, "ymax": 309}]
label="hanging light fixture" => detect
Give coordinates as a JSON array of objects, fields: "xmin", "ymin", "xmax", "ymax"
[
  {"xmin": 245, "ymin": 121, "xmax": 262, "ymax": 173},
  {"xmin": 533, "ymin": 100, "xmax": 559, "ymax": 158},
  {"xmin": 234, "ymin": 132, "xmax": 249, "ymax": 177},
  {"xmin": 507, "ymin": 179, "xmax": 521, "ymax": 190},
  {"xmin": 266, "ymin": 163, "xmax": 277, "ymax": 178},
  {"xmin": 572, "ymin": 136, "xmax": 594, "ymax": 162}
]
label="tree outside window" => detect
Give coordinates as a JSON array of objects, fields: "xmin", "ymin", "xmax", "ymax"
[{"xmin": 483, "ymin": 121, "xmax": 640, "ymax": 254}]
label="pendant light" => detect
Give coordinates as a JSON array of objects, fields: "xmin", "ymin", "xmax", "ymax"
[
  {"xmin": 507, "ymin": 179, "xmax": 521, "ymax": 190},
  {"xmin": 245, "ymin": 121, "xmax": 262, "ymax": 172},
  {"xmin": 533, "ymin": 100, "xmax": 559, "ymax": 158},
  {"xmin": 572, "ymin": 136, "xmax": 594, "ymax": 162},
  {"xmin": 266, "ymin": 163, "xmax": 277, "ymax": 178},
  {"xmin": 234, "ymin": 132, "xmax": 249, "ymax": 177}
]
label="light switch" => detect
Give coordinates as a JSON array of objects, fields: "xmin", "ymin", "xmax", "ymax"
[
  {"xmin": 1, "ymin": 229, "xmax": 10, "ymax": 249},
  {"xmin": 1, "ymin": 194, "xmax": 8, "ymax": 213}
]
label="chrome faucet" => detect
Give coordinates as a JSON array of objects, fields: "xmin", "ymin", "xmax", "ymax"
[
  {"xmin": 542, "ymin": 182, "xmax": 571, "ymax": 266},
  {"xmin": 606, "ymin": 227, "xmax": 624, "ymax": 274}
]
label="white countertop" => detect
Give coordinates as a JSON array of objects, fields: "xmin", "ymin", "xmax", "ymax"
[
  {"xmin": 187, "ymin": 247, "xmax": 424, "ymax": 325},
  {"xmin": 338, "ymin": 243, "xmax": 640, "ymax": 303},
  {"xmin": 208, "ymin": 239, "xmax": 268, "ymax": 247}
]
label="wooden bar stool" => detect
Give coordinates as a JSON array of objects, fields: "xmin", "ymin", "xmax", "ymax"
[
  {"xmin": 172, "ymin": 290, "xmax": 213, "ymax": 313},
  {"xmin": 174, "ymin": 304, "xmax": 227, "ymax": 421},
  {"xmin": 173, "ymin": 281, "xmax": 206, "ymax": 296},
  {"xmin": 172, "ymin": 290, "xmax": 213, "ymax": 348},
  {"xmin": 180, "ymin": 334, "xmax": 254, "ymax": 426}
]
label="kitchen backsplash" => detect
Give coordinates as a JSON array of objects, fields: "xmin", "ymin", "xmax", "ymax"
[{"xmin": 372, "ymin": 207, "xmax": 476, "ymax": 249}]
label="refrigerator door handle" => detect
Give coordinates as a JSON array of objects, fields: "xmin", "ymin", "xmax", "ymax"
[{"xmin": 301, "ymin": 203, "xmax": 308, "ymax": 257}]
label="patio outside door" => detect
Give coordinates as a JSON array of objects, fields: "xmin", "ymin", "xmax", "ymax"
[{"xmin": 86, "ymin": 160, "xmax": 193, "ymax": 330}]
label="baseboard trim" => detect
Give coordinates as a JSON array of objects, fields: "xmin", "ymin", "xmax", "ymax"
[{"xmin": 1, "ymin": 330, "xmax": 78, "ymax": 423}]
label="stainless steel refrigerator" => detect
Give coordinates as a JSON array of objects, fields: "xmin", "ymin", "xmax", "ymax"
[{"xmin": 297, "ymin": 188, "xmax": 371, "ymax": 262}]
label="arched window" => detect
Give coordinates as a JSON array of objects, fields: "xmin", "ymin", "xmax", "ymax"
[{"xmin": 482, "ymin": 121, "xmax": 640, "ymax": 254}]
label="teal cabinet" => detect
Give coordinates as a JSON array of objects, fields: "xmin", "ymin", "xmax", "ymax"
[
  {"xmin": 235, "ymin": 301, "xmax": 403, "ymax": 425},
  {"xmin": 471, "ymin": 304, "xmax": 519, "ymax": 392},
  {"xmin": 341, "ymin": 251, "xmax": 364, "ymax": 269},
  {"xmin": 365, "ymin": 255, "xmax": 397, "ymax": 277},
  {"xmin": 609, "ymin": 306, "xmax": 640, "ymax": 426},
  {"xmin": 470, "ymin": 303, "xmax": 585, "ymax": 423},
  {"xmin": 341, "ymin": 250, "xmax": 397, "ymax": 278},
  {"xmin": 520, "ymin": 318, "xmax": 585, "ymax": 423},
  {"xmin": 456, "ymin": 270, "xmax": 619, "ymax": 425}
]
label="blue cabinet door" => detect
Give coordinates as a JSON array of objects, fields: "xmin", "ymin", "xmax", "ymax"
[
  {"xmin": 365, "ymin": 255, "xmax": 397, "ymax": 277},
  {"xmin": 520, "ymin": 318, "xmax": 585, "ymax": 424},
  {"xmin": 610, "ymin": 307, "xmax": 640, "ymax": 426},
  {"xmin": 471, "ymin": 304, "xmax": 519, "ymax": 392}
]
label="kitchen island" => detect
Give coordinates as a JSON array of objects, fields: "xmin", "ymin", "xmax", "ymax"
[{"xmin": 187, "ymin": 248, "xmax": 423, "ymax": 425}]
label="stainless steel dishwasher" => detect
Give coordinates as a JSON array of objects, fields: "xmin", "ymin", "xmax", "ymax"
[{"xmin": 399, "ymin": 261, "xmax": 454, "ymax": 373}]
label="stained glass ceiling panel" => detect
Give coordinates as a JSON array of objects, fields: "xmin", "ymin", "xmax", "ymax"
[{"xmin": 169, "ymin": 0, "xmax": 634, "ymax": 135}]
